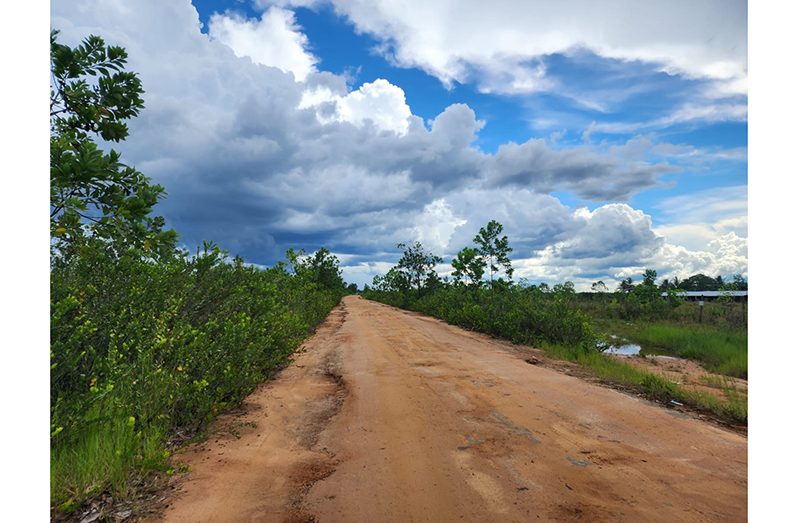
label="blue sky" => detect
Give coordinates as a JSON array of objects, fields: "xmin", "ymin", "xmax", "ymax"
[{"xmin": 51, "ymin": 0, "xmax": 748, "ymax": 289}]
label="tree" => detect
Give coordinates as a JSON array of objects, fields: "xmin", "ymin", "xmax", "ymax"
[
  {"xmin": 617, "ymin": 277, "xmax": 635, "ymax": 293},
  {"xmin": 285, "ymin": 247, "xmax": 345, "ymax": 291},
  {"xmin": 396, "ymin": 241, "xmax": 442, "ymax": 297},
  {"xmin": 307, "ymin": 248, "xmax": 345, "ymax": 290},
  {"xmin": 591, "ymin": 280, "xmax": 608, "ymax": 293},
  {"xmin": 50, "ymin": 30, "xmax": 176, "ymax": 260},
  {"xmin": 372, "ymin": 267, "xmax": 409, "ymax": 293},
  {"xmin": 633, "ymin": 268, "xmax": 661, "ymax": 304},
  {"xmin": 678, "ymin": 273, "xmax": 721, "ymax": 291},
  {"xmin": 473, "ymin": 220, "xmax": 513, "ymax": 285},
  {"xmin": 451, "ymin": 246, "xmax": 484, "ymax": 287}
]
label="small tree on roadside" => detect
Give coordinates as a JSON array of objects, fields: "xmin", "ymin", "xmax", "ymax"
[
  {"xmin": 286, "ymin": 248, "xmax": 346, "ymax": 291},
  {"xmin": 451, "ymin": 246, "xmax": 484, "ymax": 288},
  {"xmin": 372, "ymin": 268, "xmax": 410, "ymax": 294},
  {"xmin": 396, "ymin": 241, "xmax": 442, "ymax": 297},
  {"xmin": 473, "ymin": 220, "xmax": 513, "ymax": 286},
  {"xmin": 307, "ymin": 248, "xmax": 345, "ymax": 290}
]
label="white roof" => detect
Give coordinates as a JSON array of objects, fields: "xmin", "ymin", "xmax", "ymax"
[{"xmin": 661, "ymin": 290, "xmax": 748, "ymax": 297}]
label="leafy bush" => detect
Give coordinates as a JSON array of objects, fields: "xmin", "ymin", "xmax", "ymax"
[{"xmin": 51, "ymin": 242, "xmax": 343, "ymax": 507}]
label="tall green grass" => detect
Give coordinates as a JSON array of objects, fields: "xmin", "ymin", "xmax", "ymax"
[
  {"xmin": 598, "ymin": 322, "xmax": 748, "ymax": 379},
  {"xmin": 51, "ymin": 407, "xmax": 166, "ymax": 512},
  {"xmin": 633, "ymin": 324, "xmax": 747, "ymax": 378}
]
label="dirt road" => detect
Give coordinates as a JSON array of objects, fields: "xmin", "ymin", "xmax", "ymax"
[{"xmin": 160, "ymin": 296, "xmax": 747, "ymax": 522}]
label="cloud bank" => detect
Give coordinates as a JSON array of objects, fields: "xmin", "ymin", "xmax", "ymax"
[
  {"xmin": 265, "ymin": 0, "xmax": 747, "ymax": 96},
  {"xmin": 51, "ymin": 0, "xmax": 747, "ymax": 288}
]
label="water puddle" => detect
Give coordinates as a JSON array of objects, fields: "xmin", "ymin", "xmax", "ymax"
[
  {"xmin": 598, "ymin": 334, "xmax": 666, "ymax": 357},
  {"xmin": 604, "ymin": 343, "xmax": 642, "ymax": 356}
]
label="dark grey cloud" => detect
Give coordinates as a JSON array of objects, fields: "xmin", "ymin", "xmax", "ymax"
[
  {"xmin": 488, "ymin": 140, "xmax": 675, "ymax": 200},
  {"xmin": 551, "ymin": 204, "xmax": 664, "ymax": 260}
]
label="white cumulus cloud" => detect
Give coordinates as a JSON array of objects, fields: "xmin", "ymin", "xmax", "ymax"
[
  {"xmin": 300, "ymin": 79, "xmax": 412, "ymax": 134},
  {"xmin": 208, "ymin": 6, "xmax": 318, "ymax": 81}
]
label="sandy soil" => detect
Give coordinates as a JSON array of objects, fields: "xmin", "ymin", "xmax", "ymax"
[{"xmin": 158, "ymin": 296, "xmax": 747, "ymax": 522}]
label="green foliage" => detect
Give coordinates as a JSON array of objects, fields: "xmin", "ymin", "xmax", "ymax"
[
  {"xmin": 581, "ymin": 265, "xmax": 747, "ymax": 329},
  {"xmin": 641, "ymin": 269, "xmax": 657, "ymax": 286},
  {"xmin": 51, "ymin": 243, "xmax": 344, "ymax": 507},
  {"xmin": 50, "ymin": 30, "xmax": 176, "ymax": 261},
  {"xmin": 623, "ymin": 323, "xmax": 747, "ymax": 378},
  {"xmin": 639, "ymin": 374, "xmax": 680, "ymax": 402},
  {"xmin": 631, "ymin": 268, "xmax": 662, "ymax": 304},
  {"xmin": 677, "ymin": 273, "xmax": 724, "ymax": 291},
  {"xmin": 395, "ymin": 241, "xmax": 443, "ymax": 297},
  {"xmin": 286, "ymin": 247, "xmax": 347, "ymax": 291},
  {"xmin": 451, "ymin": 246, "xmax": 484, "ymax": 287},
  {"xmin": 616, "ymin": 277, "xmax": 634, "ymax": 293},
  {"xmin": 473, "ymin": 219, "xmax": 513, "ymax": 284},
  {"xmin": 51, "ymin": 31, "xmax": 144, "ymax": 141}
]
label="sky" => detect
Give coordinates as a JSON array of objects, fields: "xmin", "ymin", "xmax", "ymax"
[{"xmin": 50, "ymin": 0, "xmax": 748, "ymax": 289}]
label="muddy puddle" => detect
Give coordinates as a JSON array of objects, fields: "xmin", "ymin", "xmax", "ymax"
[
  {"xmin": 604, "ymin": 342, "xmax": 643, "ymax": 356},
  {"xmin": 601, "ymin": 335, "xmax": 668, "ymax": 357}
]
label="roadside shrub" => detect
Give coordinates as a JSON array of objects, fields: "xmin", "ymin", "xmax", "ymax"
[{"xmin": 51, "ymin": 242, "xmax": 343, "ymax": 508}]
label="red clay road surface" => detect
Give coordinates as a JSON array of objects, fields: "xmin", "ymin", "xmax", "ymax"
[{"xmin": 159, "ymin": 296, "xmax": 747, "ymax": 522}]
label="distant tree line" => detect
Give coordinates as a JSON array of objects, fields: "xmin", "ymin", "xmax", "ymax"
[
  {"xmin": 364, "ymin": 220, "xmax": 595, "ymax": 348},
  {"xmin": 364, "ymin": 219, "xmax": 748, "ymax": 336},
  {"xmin": 596, "ymin": 272, "xmax": 747, "ymax": 296}
]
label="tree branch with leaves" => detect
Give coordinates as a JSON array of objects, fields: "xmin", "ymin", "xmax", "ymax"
[{"xmin": 50, "ymin": 30, "xmax": 176, "ymax": 262}]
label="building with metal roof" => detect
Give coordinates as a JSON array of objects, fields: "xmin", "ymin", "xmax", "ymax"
[{"xmin": 661, "ymin": 290, "xmax": 748, "ymax": 300}]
